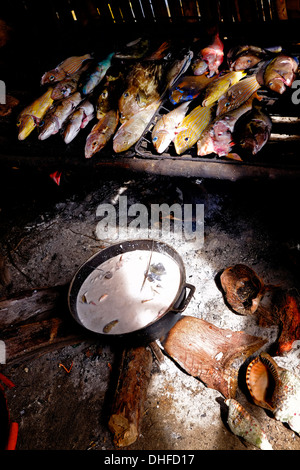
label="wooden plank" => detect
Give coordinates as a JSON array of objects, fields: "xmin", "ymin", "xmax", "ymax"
[
  {"xmin": 150, "ymin": 0, "xmax": 170, "ymax": 20},
  {"xmin": 130, "ymin": 0, "xmax": 146, "ymax": 20},
  {"xmin": 237, "ymin": 0, "xmax": 259, "ymax": 21},
  {"xmin": 181, "ymin": 0, "xmax": 199, "ymax": 19},
  {"xmin": 92, "ymin": 1, "xmax": 115, "ymax": 24},
  {"xmin": 166, "ymin": 0, "xmax": 184, "ymax": 21},
  {"xmin": 139, "ymin": 0, "xmax": 156, "ymax": 21},
  {"xmin": 1, "ymin": 317, "xmax": 88, "ymax": 365},
  {"xmin": 197, "ymin": 0, "xmax": 220, "ymax": 24},
  {"xmin": 262, "ymin": 0, "xmax": 273, "ymax": 20},
  {"xmin": 106, "ymin": 0, "xmax": 125, "ymax": 23},
  {"xmin": 0, "ymin": 285, "xmax": 68, "ymax": 329},
  {"xmin": 113, "ymin": 0, "xmax": 135, "ymax": 23}
]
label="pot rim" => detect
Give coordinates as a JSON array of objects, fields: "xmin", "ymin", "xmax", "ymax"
[{"xmin": 67, "ymin": 238, "xmax": 192, "ymax": 337}]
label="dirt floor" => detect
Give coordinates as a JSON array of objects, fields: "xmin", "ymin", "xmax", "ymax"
[{"xmin": 1, "ymin": 165, "xmax": 300, "ymax": 451}]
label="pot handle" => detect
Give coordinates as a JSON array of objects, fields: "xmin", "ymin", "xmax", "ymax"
[{"xmin": 172, "ymin": 283, "xmax": 195, "ymax": 314}]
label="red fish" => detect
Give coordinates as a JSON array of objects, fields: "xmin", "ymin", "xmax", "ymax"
[{"xmin": 192, "ymin": 34, "xmax": 224, "ymax": 77}]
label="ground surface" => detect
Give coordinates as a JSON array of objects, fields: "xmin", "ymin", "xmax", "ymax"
[{"xmin": 0, "ymin": 166, "xmax": 300, "ymax": 451}]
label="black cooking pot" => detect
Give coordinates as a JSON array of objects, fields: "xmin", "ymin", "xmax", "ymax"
[{"xmin": 68, "ymin": 239, "xmax": 195, "ymax": 346}]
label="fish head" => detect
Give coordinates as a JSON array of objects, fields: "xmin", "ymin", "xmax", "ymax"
[
  {"xmin": 231, "ymin": 54, "xmax": 262, "ymax": 71},
  {"xmin": 85, "ymin": 133, "xmax": 106, "ymax": 158},
  {"xmin": 191, "ymin": 59, "xmax": 208, "ymax": 76},
  {"xmin": 38, "ymin": 117, "xmax": 59, "ymax": 140},
  {"xmin": 152, "ymin": 130, "xmax": 171, "ymax": 154},
  {"xmin": 169, "ymin": 88, "xmax": 185, "ymax": 105},
  {"xmin": 174, "ymin": 126, "xmax": 198, "ymax": 155},
  {"xmin": 268, "ymin": 77, "xmax": 287, "ymax": 94},
  {"xmin": 118, "ymin": 87, "xmax": 146, "ymax": 123},
  {"xmin": 63, "ymin": 113, "xmax": 83, "ymax": 144},
  {"xmin": 41, "ymin": 68, "xmax": 62, "ymax": 85},
  {"xmin": 97, "ymin": 88, "xmax": 111, "ymax": 118},
  {"xmin": 239, "ymin": 119, "xmax": 271, "ymax": 155},
  {"xmin": 196, "ymin": 133, "xmax": 216, "ymax": 156},
  {"xmin": 17, "ymin": 114, "xmax": 36, "ymax": 140}
]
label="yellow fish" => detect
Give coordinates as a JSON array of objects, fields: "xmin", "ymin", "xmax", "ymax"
[
  {"xmin": 216, "ymin": 74, "xmax": 261, "ymax": 116},
  {"xmin": 202, "ymin": 71, "xmax": 246, "ymax": 107},
  {"xmin": 174, "ymin": 104, "xmax": 213, "ymax": 155},
  {"xmin": 17, "ymin": 88, "xmax": 54, "ymax": 140}
]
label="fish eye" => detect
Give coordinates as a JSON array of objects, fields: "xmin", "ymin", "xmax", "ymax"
[
  {"xmin": 16, "ymin": 120, "xmax": 21, "ymax": 127},
  {"xmin": 39, "ymin": 120, "xmax": 45, "ymax": 127},
  {"xmin": 123, "ymin": 92, "xmax": 129, "ymax": 98},
  {"xmin": 153, "ymin": 136, "xmax": 158, "ymax": 142},
  {"xmin": 101, "ymin": 91, "xmax": 108, "ymax": 98},
  {"xmin": 49, "ymin": 75, "xmax": 55, "ymax": 81},
  {"xmin": 184, "ymin": 137, "xmax": 189, "ymax": 141}
]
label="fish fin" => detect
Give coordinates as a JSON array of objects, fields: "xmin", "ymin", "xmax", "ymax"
[{"xmin": 226, "ymin": 152, "xmax": 243, "ymax": 161}]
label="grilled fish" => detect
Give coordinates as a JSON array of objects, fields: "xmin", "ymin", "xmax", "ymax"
[
  {"xmin": 152, "ymin": 101, "xmax": 191, "ymax": 154},
  {"xmin": 41, "ymin": 54, "xmax": 92, "ymax": 85},
  {"xmin": 197, "ymin": 93, "xmax": 260, "ymax": 157},
  {"xmin": 38, "ymin": 92, "xmax": 82, "ymax": 140},
  {"xmin": 17, "ymin": 88, "xmax": 54, "ymax": 140},
  {"xmin": 174, "ymin": 104, "xmax": 213, "ymax": 155},
  {"xmin": 85, "ymin": 109, "xmax": 119, "ymax": 158},
  {"xmin": 113, "ymin": 99, "xmax": 161, "ymax": 153},
  {"xmin": 202, "ymin": 71, "xmax": 246, "ymax": 107},
  {"xmin": 216, "ymin": 74, "xmax": 261, "ymax": 116},
  {"xmin": 63, "ymin": 100, "xmax": 94, "ymax": 144}
]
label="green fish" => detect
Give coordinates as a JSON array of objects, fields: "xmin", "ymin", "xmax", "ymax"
[{"xmin": 82, "ymin": 52, "xmax": 115, "ymax": 95}]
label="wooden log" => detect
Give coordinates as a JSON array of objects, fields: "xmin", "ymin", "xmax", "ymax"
[
  {"xmin": 0, "ymin": 285, "xmax": 68, "ymax": 329},
  {"xmin": 1, "ymin": 316, "xmax": 88, "ymax": 365},
  {"xmin": 162, "ymin": 316, "xmax": 267, "ymax": 398},
  {"xmin": 108, "ymin": 345, "xmax": 153, "ymax": 447}
]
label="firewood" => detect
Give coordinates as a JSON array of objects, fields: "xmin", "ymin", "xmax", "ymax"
[
  {"xmin": 0, "ymin": 285, "xmax": 68, "ymax": 329},
  {"xmin": 162, "ymin": 315, "xmax": 267, "ymax": 398},
  {"xmin": 108, "ymin": 345, "xmax": 153, "ymax": 447},
  {"xmin": 1, "ymin": 316, "xmax": 88, "ymax": 364}
]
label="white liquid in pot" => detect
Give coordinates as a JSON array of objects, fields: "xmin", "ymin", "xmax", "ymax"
[{"xmin": 76, "ymin": 249, "xmax": 182, "ymax": 334}]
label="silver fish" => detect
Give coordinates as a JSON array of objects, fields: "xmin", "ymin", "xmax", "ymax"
[
  {"xmin": 113, "ymin": 99, "xmax": 161, "ymax": 153},
  {"xmin": 152, "ymin": 101, "xmax": 191, "ymax": 154},
  {"xmin": 38, "ymin": 92, "xmax": 82, "ymax": 140},
  {"xmin": 63, "ymin": 100, "xmax": 94, "ymax": 144}
]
